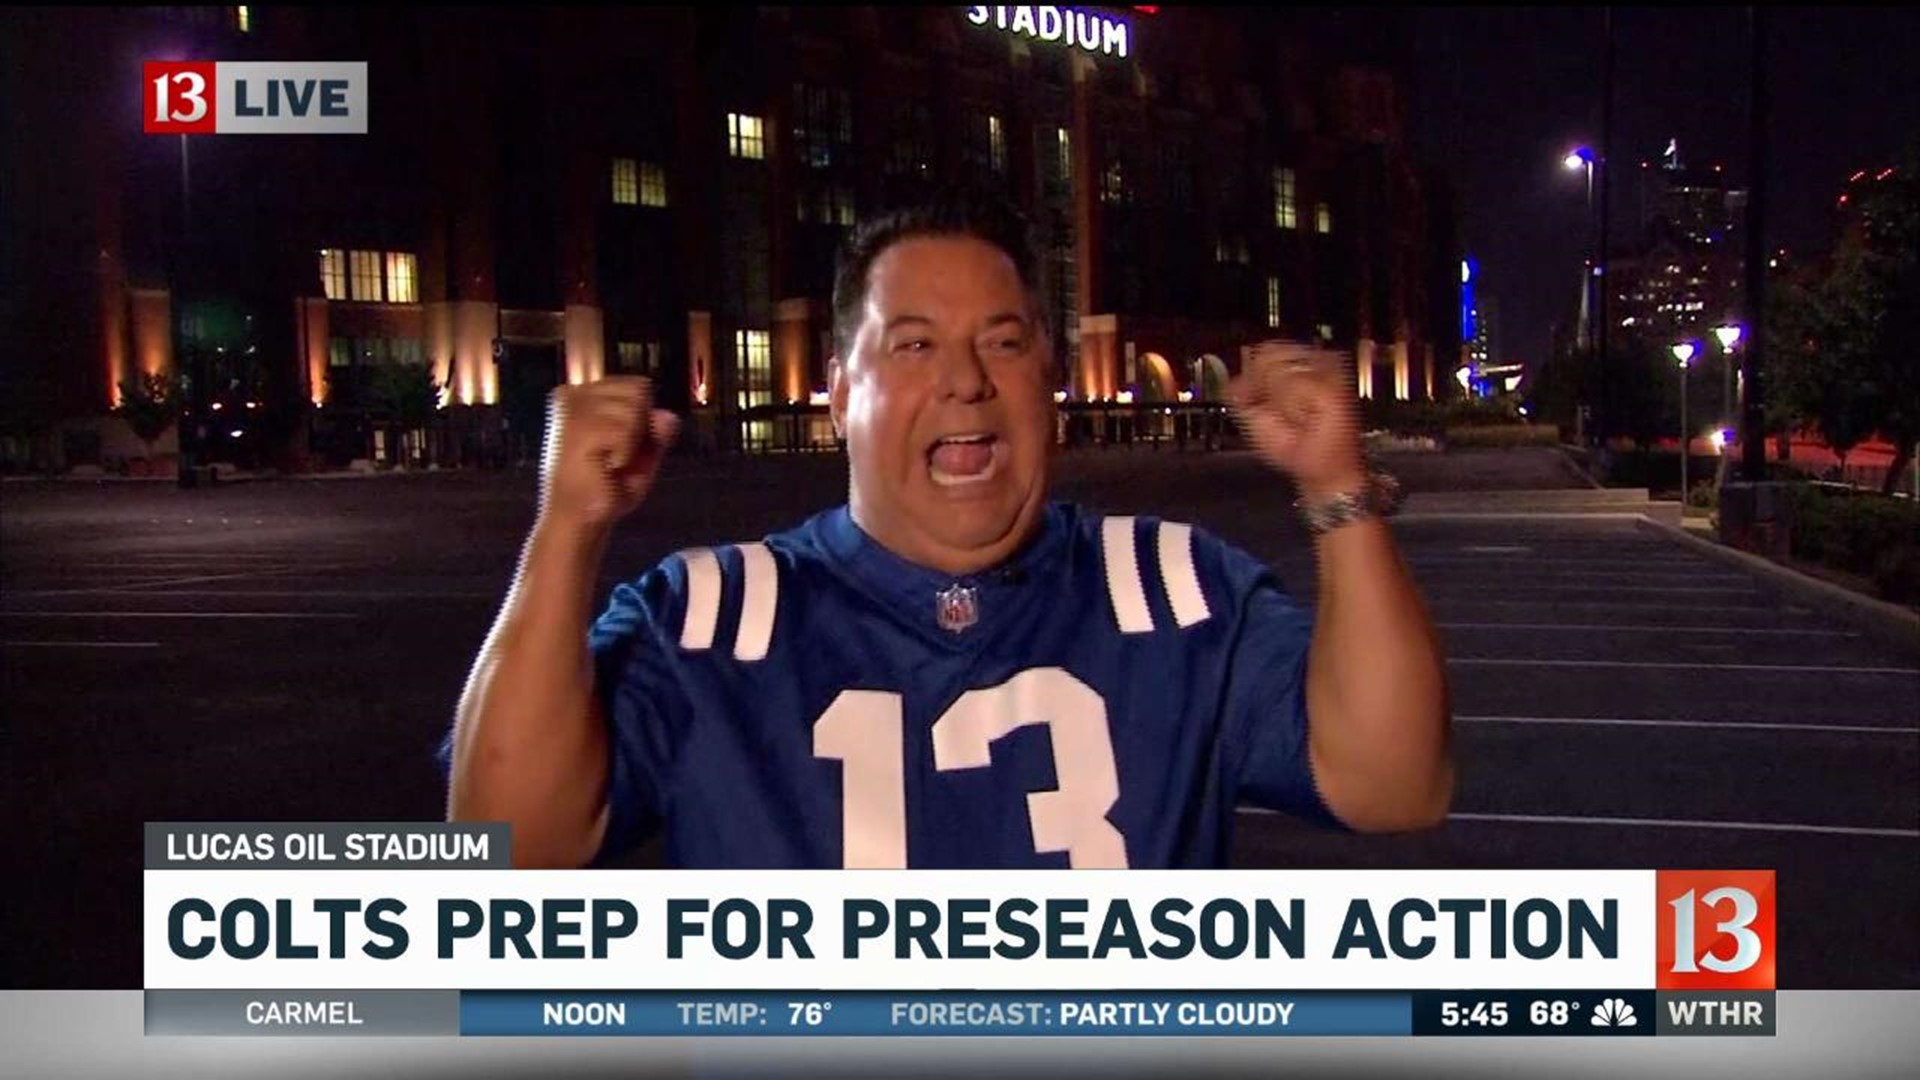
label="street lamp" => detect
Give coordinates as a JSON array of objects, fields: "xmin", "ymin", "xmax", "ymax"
[
  {"xmin": 1564, "ymin": 148, "xmax": 1597, "ymax": 351},
  {"xmin": 1673, "ymin": 341, "xmax": 1697, "ymax": 510},
  {"xmin": 1713, "ymin": 323, "xmax": 1743, "ymax": 425}
]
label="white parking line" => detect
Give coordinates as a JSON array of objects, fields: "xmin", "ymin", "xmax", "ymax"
[
  {"xmin": 1441, "ymin": 812, "xmax": 1919, "ymax": 840},
  {"xmin": 1429, "ymin": 584, "xmax": 1760, "ymax": 596},
  {"xmin": 0, "ymin": 641, "xmax": 160, "ymax": 649},
  {"xmin": 0, "ymin": 611, "xmax": 356, "ymax": 620},
  {"xmin": 0, "ymin": 588, "xmax": 504, "ymax": 600},
  {"xmin": 1449, "ymin": 657, "xmax": 1919, "ymax": 675},
  {"xmin": 18, "ymin": 565, "xmax": 344, "ymax": 597},
  {"xmin": 1236, "ymin": 806, "xmax": 1919, "ymax": 839},
  {"xmin": 1438, "ymin": 599, "xmax": 1779, "ymax": 612},
  {"xmin": 1410, "ymin": 554, "xmax": 1725, "ymax": 566},
  {"xmin": 1455, "ymin": 714, "xmax": 1916, "ymax": 735},
  {"xmin": 1438, "ymin": 622, "xmax": 1857, "ymax": 637},
  {"xmin": 1428, "ymin": 572, "xmax": 1758, "ymax": 580}
]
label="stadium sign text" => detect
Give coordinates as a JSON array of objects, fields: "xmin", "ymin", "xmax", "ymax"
[{"xmin": 964, "ymin": 7, "xmax": 1132, "ymax": 60}]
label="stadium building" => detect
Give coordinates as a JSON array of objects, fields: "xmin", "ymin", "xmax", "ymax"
[{"xmin": 3, "ymin": 5, "xmax": 1459, "ymax": 471}]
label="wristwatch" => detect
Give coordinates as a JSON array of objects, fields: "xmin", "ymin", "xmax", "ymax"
[{"xmin": 1295, "ymin": 470, "xmax": 1403, "ymax": 535}]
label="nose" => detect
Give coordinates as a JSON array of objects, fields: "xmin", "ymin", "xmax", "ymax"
[{"xmin": 937, "ymin": 341, "xmax": 995, "ymax": 404}]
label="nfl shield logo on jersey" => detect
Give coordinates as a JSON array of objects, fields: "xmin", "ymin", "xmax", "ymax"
[{"xmin": 934, "ymin": 583, "xmax": 979, "ymax": 633}]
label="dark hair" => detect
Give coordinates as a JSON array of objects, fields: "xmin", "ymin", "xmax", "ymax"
[{"xmin": 830, "ymin": 191, "xmax": 1047, "ymax": 356}]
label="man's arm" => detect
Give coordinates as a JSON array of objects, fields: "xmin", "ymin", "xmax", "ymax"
[
  {"xmin": 446, "ymin": 377, "xmax": 679, "ymax": 868},
  {"xmin": 448, "ymin": 523, "xmax": 614, "ymax": 868},
  {"xmin": 1227, "ymin": 343, "xmax": 1451, "ymax": 832},
  {"xmin": 1303, "ymin": 516, "xmax": 1452, "ymax": 831}
]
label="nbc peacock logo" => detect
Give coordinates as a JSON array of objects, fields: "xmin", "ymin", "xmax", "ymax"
[{"xmin": 1590, "ymin": 997, "xmax": 1638, "ymax": 1028}]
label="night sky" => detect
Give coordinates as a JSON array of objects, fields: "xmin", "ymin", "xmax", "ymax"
[{"xmin": 1408, "ymin": 6, "xmax": 1920, "ymax": 369}]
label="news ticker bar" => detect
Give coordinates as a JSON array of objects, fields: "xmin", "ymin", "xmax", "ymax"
[{"xmin": 144, "ymin": 989, "xmax": 1775, "ymax": 1038}]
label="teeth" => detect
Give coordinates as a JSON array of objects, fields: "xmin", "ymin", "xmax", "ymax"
[{"xmin": 937, "ymin": 434, "xmax": 993, "ymax": 445}]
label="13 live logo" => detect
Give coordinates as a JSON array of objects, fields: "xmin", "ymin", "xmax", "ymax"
[
  {"xmin": 144, "ymin": 62, "xmax": 367, "ymax": 134},
  {"xmin": 1656, "ymin": 870, "xmax": 1776, "ymax": 991}
]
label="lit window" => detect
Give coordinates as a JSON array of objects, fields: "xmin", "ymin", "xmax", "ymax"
[
  {"xmin": 834, "ymin": 187, "xmax": 855, "ymax": 227},
  {"xmin": 384, "ymin": 252, "xmax": 417, "ymax": 304},
  {"xmin": 1317, "ymin": 323, "xmax": 1334, "ymax": 342},
  {"xmin": 1055, "ymin": 127, "xmax": 1072, "ymax": 187},
  {"xmin": 1273, "ymin": 167, "xmax": 1297, "ymax": 229},
  {"xmin": 319, "ymin": 249, "xmax": 346, "ymax": 300},
  {"xmin": 735, "ymin": 329, "xmax": 771, "ymax": 409},
  {"xmin": 349, "ymin": 250, "xmax": 382, "ymax": 301},
  {"xmin": 639, "ymin": 163, "xmax": 667, "ymax": 207},
  {"xmin": 1266, "ymin": 277, "xmax": 1281, "ymax": 329},
  {"xmin": 988, "ymin": 115, "xmax": 1006, "ymax": 174},
  {"xmin": 728, "ymin": 113, "xmax": 765, "ymax": 160},
  {"xmin": 611, "ymin": 158, "xmax": 638, "ymax": 204},
  {"xmin": 1315, "ymin": 203, "xmax": 1332, "ymax": 234},
  {"xmin": 234, "ymin": 6, "xmax": 249, "ymax": 33}
]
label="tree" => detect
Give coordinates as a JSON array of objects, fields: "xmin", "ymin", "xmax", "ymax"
[
  {"xmin": 1529, "ymin": 327, "xmax": 1693, "ymax": 451},
  {"xmin": 114, "ymin": 371, "xmax": 182, "ymax": 458},
  {"xmin": 1771, "ymin": 275, "xmax": 1879, "ymax": 471},
  {"xmin": 1773, "ymin": 150, "xmax": 1920, "ymax": 492},
  {"xmin": 368, "ymin": 363, "xmax": 442, "ymax": 466}
]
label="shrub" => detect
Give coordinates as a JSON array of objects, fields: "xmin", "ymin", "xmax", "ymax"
[
  {"xmin": 1785, "ymin": 483, "xmax": 1920, "ymax": 603},
  {"xmin": 1603, "ymin": 449, "xmax": 1722, "ymax": 494},
  {"xmin": 1443, "ymin": 424, "xmax": 1562, "ymax": 449},
  {"xmin": 1873, "ymin": 546, "xmax": 1920, "ymax": 606}
]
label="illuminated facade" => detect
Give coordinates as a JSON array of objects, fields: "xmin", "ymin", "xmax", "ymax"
[{"xmin": 5, "ymin": 6, "xmax": 1456, "ymax": 467}]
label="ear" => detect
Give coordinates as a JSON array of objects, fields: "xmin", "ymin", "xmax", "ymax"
[{"xmin": 828, "ymin": 353, "xmax": 849, "ymax": 440}]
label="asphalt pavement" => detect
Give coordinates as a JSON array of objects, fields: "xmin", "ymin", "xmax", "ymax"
[{"xmin": 3, "ymin": 447, "xmax": 1914, "ymax": 987}]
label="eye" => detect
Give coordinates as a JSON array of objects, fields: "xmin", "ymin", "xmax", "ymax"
[{"xmin": 893, "ymin": 338, "xmax": 933, "ymax": 354}]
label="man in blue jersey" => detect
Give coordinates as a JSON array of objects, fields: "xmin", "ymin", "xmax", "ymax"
[{"xmin": 446, "ymin": 195, "xmax": 1450, "ymax": 869}]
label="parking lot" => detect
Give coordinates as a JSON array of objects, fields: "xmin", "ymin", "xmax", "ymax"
[{"xmin": 3, "ymin": 447, "xmax": 1914, "ymax": 987}]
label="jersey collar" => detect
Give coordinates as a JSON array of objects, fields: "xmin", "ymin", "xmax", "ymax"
[{"xmin": 813, "ymin": 502, "xmax": 1073, "ymax": 646}]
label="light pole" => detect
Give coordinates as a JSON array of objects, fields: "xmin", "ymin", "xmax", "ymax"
[
  {"xmin": 1714, "ymin": 323, "xmax": 1743, "ymax": 428},
  {"xmin": 1564, "ymin": 148, "xmax": 1596, "ymax": 351},
  {"xmin": 1673, "ymin": 341, "xmax": 1697, "ymax": 509}
]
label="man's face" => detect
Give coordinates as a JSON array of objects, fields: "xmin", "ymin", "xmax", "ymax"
[{"xmin": 831, "ymin": 234, "xmax": 1055, "ymax": 576}]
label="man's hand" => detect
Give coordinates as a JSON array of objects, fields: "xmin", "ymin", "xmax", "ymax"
[
  {"xmin": 539, "ymin": 377, "xmax": 680, "ymax": 535},
  {"xmin": 1225, "ymin": 341, "xmax": 1368, "ymax": 501}
]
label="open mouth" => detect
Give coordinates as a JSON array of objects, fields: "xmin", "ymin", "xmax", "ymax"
[{"xmin": 927, "ymin": 432, "xmax": 1004, "ymax": 487}]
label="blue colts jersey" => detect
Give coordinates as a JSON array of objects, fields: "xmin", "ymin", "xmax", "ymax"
[{"xmin": 589, "ymin": 502, "xmax": 1338, "ymax": 869}]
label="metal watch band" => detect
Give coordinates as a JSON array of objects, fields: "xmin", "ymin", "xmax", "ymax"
[{"xmin": 1295, "ymin": 471, "xmax": 1402, "ymax": 535}]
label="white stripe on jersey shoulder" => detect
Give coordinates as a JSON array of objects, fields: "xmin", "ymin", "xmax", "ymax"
[
  {"xmin": 676, "ymin": 547, "xmax": 722, "ymax": 651},
  {"xmin": 732, "ymin": 541, "xmax": 779, "ymax": 662},
  {"xmin": 1101, "ymin": 516, "xmax": 1154, "ymax": 634},
  {"xmin": 672, "ymin": 543, "xmax": 780, "ymax": 661},
  {"xmin": 1155, "ymin": 521, "xmax": 1212, "ymax": 628}
]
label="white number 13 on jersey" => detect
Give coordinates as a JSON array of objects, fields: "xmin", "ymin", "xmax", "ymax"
[{"xmin": 812, "ymin": 667, "xmax": 1128, "ymax": 868}]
